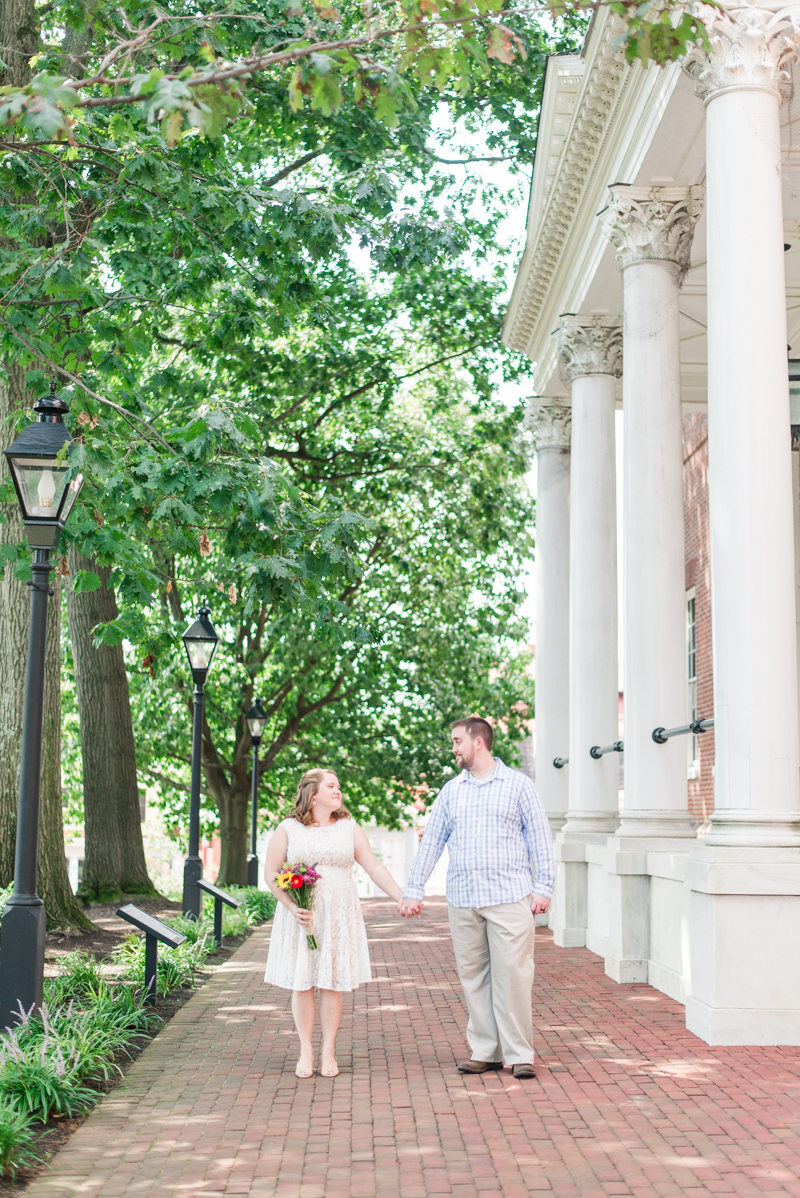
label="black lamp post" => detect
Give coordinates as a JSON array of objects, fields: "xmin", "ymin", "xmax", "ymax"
[
  {"xmin": 0, "ymin": 381, "xmax": 84, "ymax": 1029},
  {"xmin": 245, "ymin": 698, "xmax": 267, "ymax": 887},
  {"xmin": 181, "ymin": 605, "xmax": 219, "ymax": 918}
]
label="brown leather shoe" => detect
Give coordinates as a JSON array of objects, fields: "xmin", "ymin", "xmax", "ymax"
[
  {"xmin": 511, "ymin": 1063, "xmax": 536, "ymax": 1079},
  {"xmin": 457, "ymin": 1060, "xmax": 503, "ymax": 1074}
]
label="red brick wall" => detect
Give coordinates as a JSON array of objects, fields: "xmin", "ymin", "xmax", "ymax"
[{"xmin": 683, "ymin": 413, "xmax": 714, "ymax": 823}]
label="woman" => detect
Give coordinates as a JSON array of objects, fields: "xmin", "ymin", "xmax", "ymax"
[{"xmin": 264, "ymin": 768, "xmax": 407, "ymax": 1078}]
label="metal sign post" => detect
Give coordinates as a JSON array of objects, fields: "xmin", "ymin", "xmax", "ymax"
[
  {"xmin": 117, "ymin": 904, "xmax": 187, "ymax": 1005},
  {"xmin": 197, "ymin": 880, "xmax": 241, "ymax": 947}
]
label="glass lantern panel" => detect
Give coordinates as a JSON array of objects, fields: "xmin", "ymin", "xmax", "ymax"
[
  {"xmin": 11, "ymin": 457, "xmax": 70, "ymax": 519},
  {"xmin": 184, "ymin": 638, "xmax": 217, "ymax": 672},
  {"xmin": 58, "ymin": 472, "xmax": 84, "ymax": 526},
  {"xmin": 247, "ymin": 717, "xmax": 266, "ymax": 738}
]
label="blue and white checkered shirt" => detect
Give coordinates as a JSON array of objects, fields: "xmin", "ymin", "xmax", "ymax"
[{"xmin": 403, "ymin": 758, "xmax": 555, "ymax": 908}]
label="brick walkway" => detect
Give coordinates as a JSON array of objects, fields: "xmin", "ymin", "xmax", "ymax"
[{"xmin": 27, "ymin": 897, "xmax": 800, "ymax": 1198}]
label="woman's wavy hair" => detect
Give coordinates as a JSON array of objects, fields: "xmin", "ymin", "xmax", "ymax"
[{"xmin": 292, "ymin": 768, "xmax": 351, "ymax": 827}]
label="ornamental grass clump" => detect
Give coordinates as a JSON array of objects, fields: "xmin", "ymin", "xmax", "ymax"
[
  {"xmin": 44, "ymin": 952, "xmax": 107, "ymax": 1004},
  {"xmin": 0, "ymin": 1013, "xmax": 98, "ymax": 1122},
  {"xmin": 112, "ymin": 930, "xmax": 210, "ymax": 995},
  {"xmin": 214, "ymin": 889, "xmax": 277, "ymax": 940},
  {"xmin": 240, "ymin": 887, "xmax": 277, "ymax": 923},
  {"xmin": 0, "ymin": 1097, "xmax": 37, "ymax": 1177}
]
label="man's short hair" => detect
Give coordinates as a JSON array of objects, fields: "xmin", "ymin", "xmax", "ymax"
[{"xmin": 451, "ymin": 716, "xmax": 494, "ymax": 750}]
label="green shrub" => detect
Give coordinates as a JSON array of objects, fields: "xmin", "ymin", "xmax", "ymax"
[
  {"xmin": 219, "ymin": 900, "xmax": 254, "ymax": 940},
  {"xmin": 0, "ymin": 1097, "xmax": 38, "ymax": 1176},
  {"xmin": 228, "ymin": 886, "xmax": 276, "ymax": 924},
  {"xmin": 0, "ymin": 975, "xmax": 159, "ymax": 1133},
  {"xmin": 45, "ymin": 952, "xmax": 108, "ymax": 1005},
  {"xmin": 167, "ymin": 913, "xmax": 213, "ymax": 944},
  {"xmin": 33, "ymin": 999, "xmax": 155, "ymax": 1079},
  {"xmin": 0, "ymin": 1024, "xmax": 99, "ymax": 1122},
  {"xmin": 111, "ymin": 931, "xmax": 210, "ymax": 995}
]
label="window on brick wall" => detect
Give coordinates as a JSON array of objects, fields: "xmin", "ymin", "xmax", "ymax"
[{"xmin": 686, "ymin": 589, "xmax": 699, "ymax": 779}]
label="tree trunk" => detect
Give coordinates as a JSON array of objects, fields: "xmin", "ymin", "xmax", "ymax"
[
  {"xmin": 0, "ymin": 0, "xmax": 91, "ymax": 928},
  {"xmin": 40, "ymin": 576, "xmax": 92, "ymax": 927},
  {"xmin": 206, "ymin": 716, "xmax": 250, "ymax": 887},
  {"xmin": 215, "ymin": 783, "xmax": 250, "ymax": 886},
  {"xmin": 0, "ymin": 0, "xmax": 38, "ymax": 88},
  {"xmin": 0, "ymin": 0, "xmax": 37, "ymax": 878},
  {"xmin": 66, "ymin": 550, "xmax": 156, "ymax": 901},
  {"xmin": 0, "ymin": 367, "xmax": 90, "ymax": 928}
]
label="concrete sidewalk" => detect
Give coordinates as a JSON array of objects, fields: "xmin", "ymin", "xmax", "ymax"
[{"xmin": 26, "ymin": 897, "xmax": 800, "ymax": 1197}]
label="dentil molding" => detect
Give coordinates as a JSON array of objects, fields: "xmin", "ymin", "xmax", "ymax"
[
  {"xmin": 683, "ymin": 1, "xmax": 800, "ymax": 103},
  {"xmin": 503, "ymin": 17, "xmax": 630, "ymax": 354},
  {"xmin": 555, "ymin": 316, "xmax": 623, "ymax": 381},
  {"xmin": 526, "ymin": 401, "xmax": 572, "ymax": 449},
  {"xmin": 602, "ymin": 184, "xmax": 704, "ymax": 274}
]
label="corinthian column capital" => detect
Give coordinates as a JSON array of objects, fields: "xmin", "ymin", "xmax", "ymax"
[
  {"xmin": 526, "ymin": 401, "xmax": 572, "ymax": 450},
  {"xmin": 602, "ymin": 185, "xmax": 704, "ymax": 275},
  {"xmin": 555, "ymin": 316, "xmax": 623, "ymax": 382},
  {"xmin": 682, "ymin": 2, "xmax": 800, "ymax": 104}
]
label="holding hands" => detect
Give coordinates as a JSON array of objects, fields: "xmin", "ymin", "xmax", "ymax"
[{"xmin": 397, "ymin": 898, "xmax": 423, "ymax": 918}]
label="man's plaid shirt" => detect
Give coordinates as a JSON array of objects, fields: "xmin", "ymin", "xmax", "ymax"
[{"xmin": 403, "ymin": 758, "xmax": 555, "ymax": 908}]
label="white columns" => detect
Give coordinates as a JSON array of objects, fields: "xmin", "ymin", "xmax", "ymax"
[
  {"xmin": 603, "ymin": 186, "xmax": 703, "ymax": 837},
  {"xmin": 679, "ymin": 4, "xmax": 800, "ymax": 1044},
  {"xmin": 550, "ymin": 318, "xmax": 621, "ymax": 949},
  {"xmin": 559, "ymin": 320, "xmax": 621, "ymax": 834},
  {"xmin": 685, "ymin": 8, "xmax": 800, "ymax": 846},
  {"xmin": 528, "ymin": 402, "xmax": 571, "ymax": 833}
]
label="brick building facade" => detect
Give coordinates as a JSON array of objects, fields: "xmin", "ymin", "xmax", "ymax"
[{"xmin": 682, "ymin": 413, "xmax": 714, "ymax": 824}]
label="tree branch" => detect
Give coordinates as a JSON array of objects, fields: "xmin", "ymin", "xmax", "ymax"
[
  {"xmin": 263, "ymin": 147, "xmax": 326, "ymax": 187},
  {"xmin": 0, "ymin": 314, "xmax": 176, "ymax": 453}
]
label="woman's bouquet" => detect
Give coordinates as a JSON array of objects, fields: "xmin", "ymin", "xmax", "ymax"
[{"xmin": 276, "ymin": 861, "xmax": 321, "ymax": 950}]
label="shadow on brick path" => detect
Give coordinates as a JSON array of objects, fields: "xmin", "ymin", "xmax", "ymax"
[{"xmin": 25, "ymin": 896, "xmax": 800, "ymax": 1197}]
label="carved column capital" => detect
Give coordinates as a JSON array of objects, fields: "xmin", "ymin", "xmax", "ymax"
[
  {"xmin": 555, "ymin": 316, "xmax": 623, "ymax": 382},
  {"xmin": 602, "ymin": 185, "xmax": 704, "ymax": 275},
  {"xmin": 526, "ymin": 401, "xmax": 572, "ymax": 450},
  {"xmin": 682, "ymin": 2, "xmax": 800, "ymax": 104}
]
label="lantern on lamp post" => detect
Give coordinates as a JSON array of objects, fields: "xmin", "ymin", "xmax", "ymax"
[
  {"xmin": 245, "ymin": 698, "xmax": 267, "ymax": 887},
  {"xmin": 181, "ymin": 605, "xmax": 219, "ymax": 918},
  {"xmin": 0, "ymin": 380, "xmax": 84, "ymax": 1029}
]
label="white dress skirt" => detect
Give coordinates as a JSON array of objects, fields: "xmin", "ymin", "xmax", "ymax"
[{"xmin": 264, "ymin": 817, "xmax": 372, "ymax": 991}]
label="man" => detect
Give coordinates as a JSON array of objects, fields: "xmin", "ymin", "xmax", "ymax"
[{"xmin": 399, "ymin": 717, "xmax": 554, "ymax": 1079}]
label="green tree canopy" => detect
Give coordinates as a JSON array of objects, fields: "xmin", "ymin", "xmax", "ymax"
[{"xmin": 1, "ymin": 0, "xmax": 586, "ymax": 880}]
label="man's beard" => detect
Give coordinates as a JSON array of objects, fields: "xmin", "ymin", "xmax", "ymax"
[{"xmin": 455, "ymin": 748, "xmax": 474, "ymax": 771}]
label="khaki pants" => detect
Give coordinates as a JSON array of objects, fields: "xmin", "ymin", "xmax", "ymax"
[{"xmin": 448, "ymin": 896, "xmax": 535, "ymax": 1066}]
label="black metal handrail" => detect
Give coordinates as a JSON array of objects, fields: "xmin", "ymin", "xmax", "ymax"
[
  {"xmin": 652, "ymin": 717, "xmax": 713, "ymax": 744},
  {"xmin": 555, "ymin": 719, "xmax": 713, "ymax": 768},
  {"xmin": 590, "ymin": 740, "xmax": 624, "ymax": 759}
]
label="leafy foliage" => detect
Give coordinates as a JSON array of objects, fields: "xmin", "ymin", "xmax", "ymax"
[
  {"xmin": 1, "ymin": 0, "xmax": 566, "ymax": 876},
  {"xmin": 0, "ymin": 1098, "xmax": 38, "ymax": 1177},
  {"xmin": 0, "ymin": 0, "xmax": 713, "ymax": 159},
  {"xmin": 0, "ymin": 1025, "xmax": 99, "ymax": 1121},
  {"xmin": 232, "ymin": 886, "xmax": 277, "ymax": 924},
  {"xmin": 608, "ymin": 0, "xmax": 714, "ymax": 65},
  {"xmin": 110, "ymin": 931, "xmax": 208, "ymax": 994},
  {"xmin": 43, "ymin": 951, "xmax": 105, "ymax": 1002}
]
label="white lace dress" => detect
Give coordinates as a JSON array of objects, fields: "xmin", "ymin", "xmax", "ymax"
[{"xmin": 264, "ymin": 817, "xmax": 372, "ymax": 991}]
